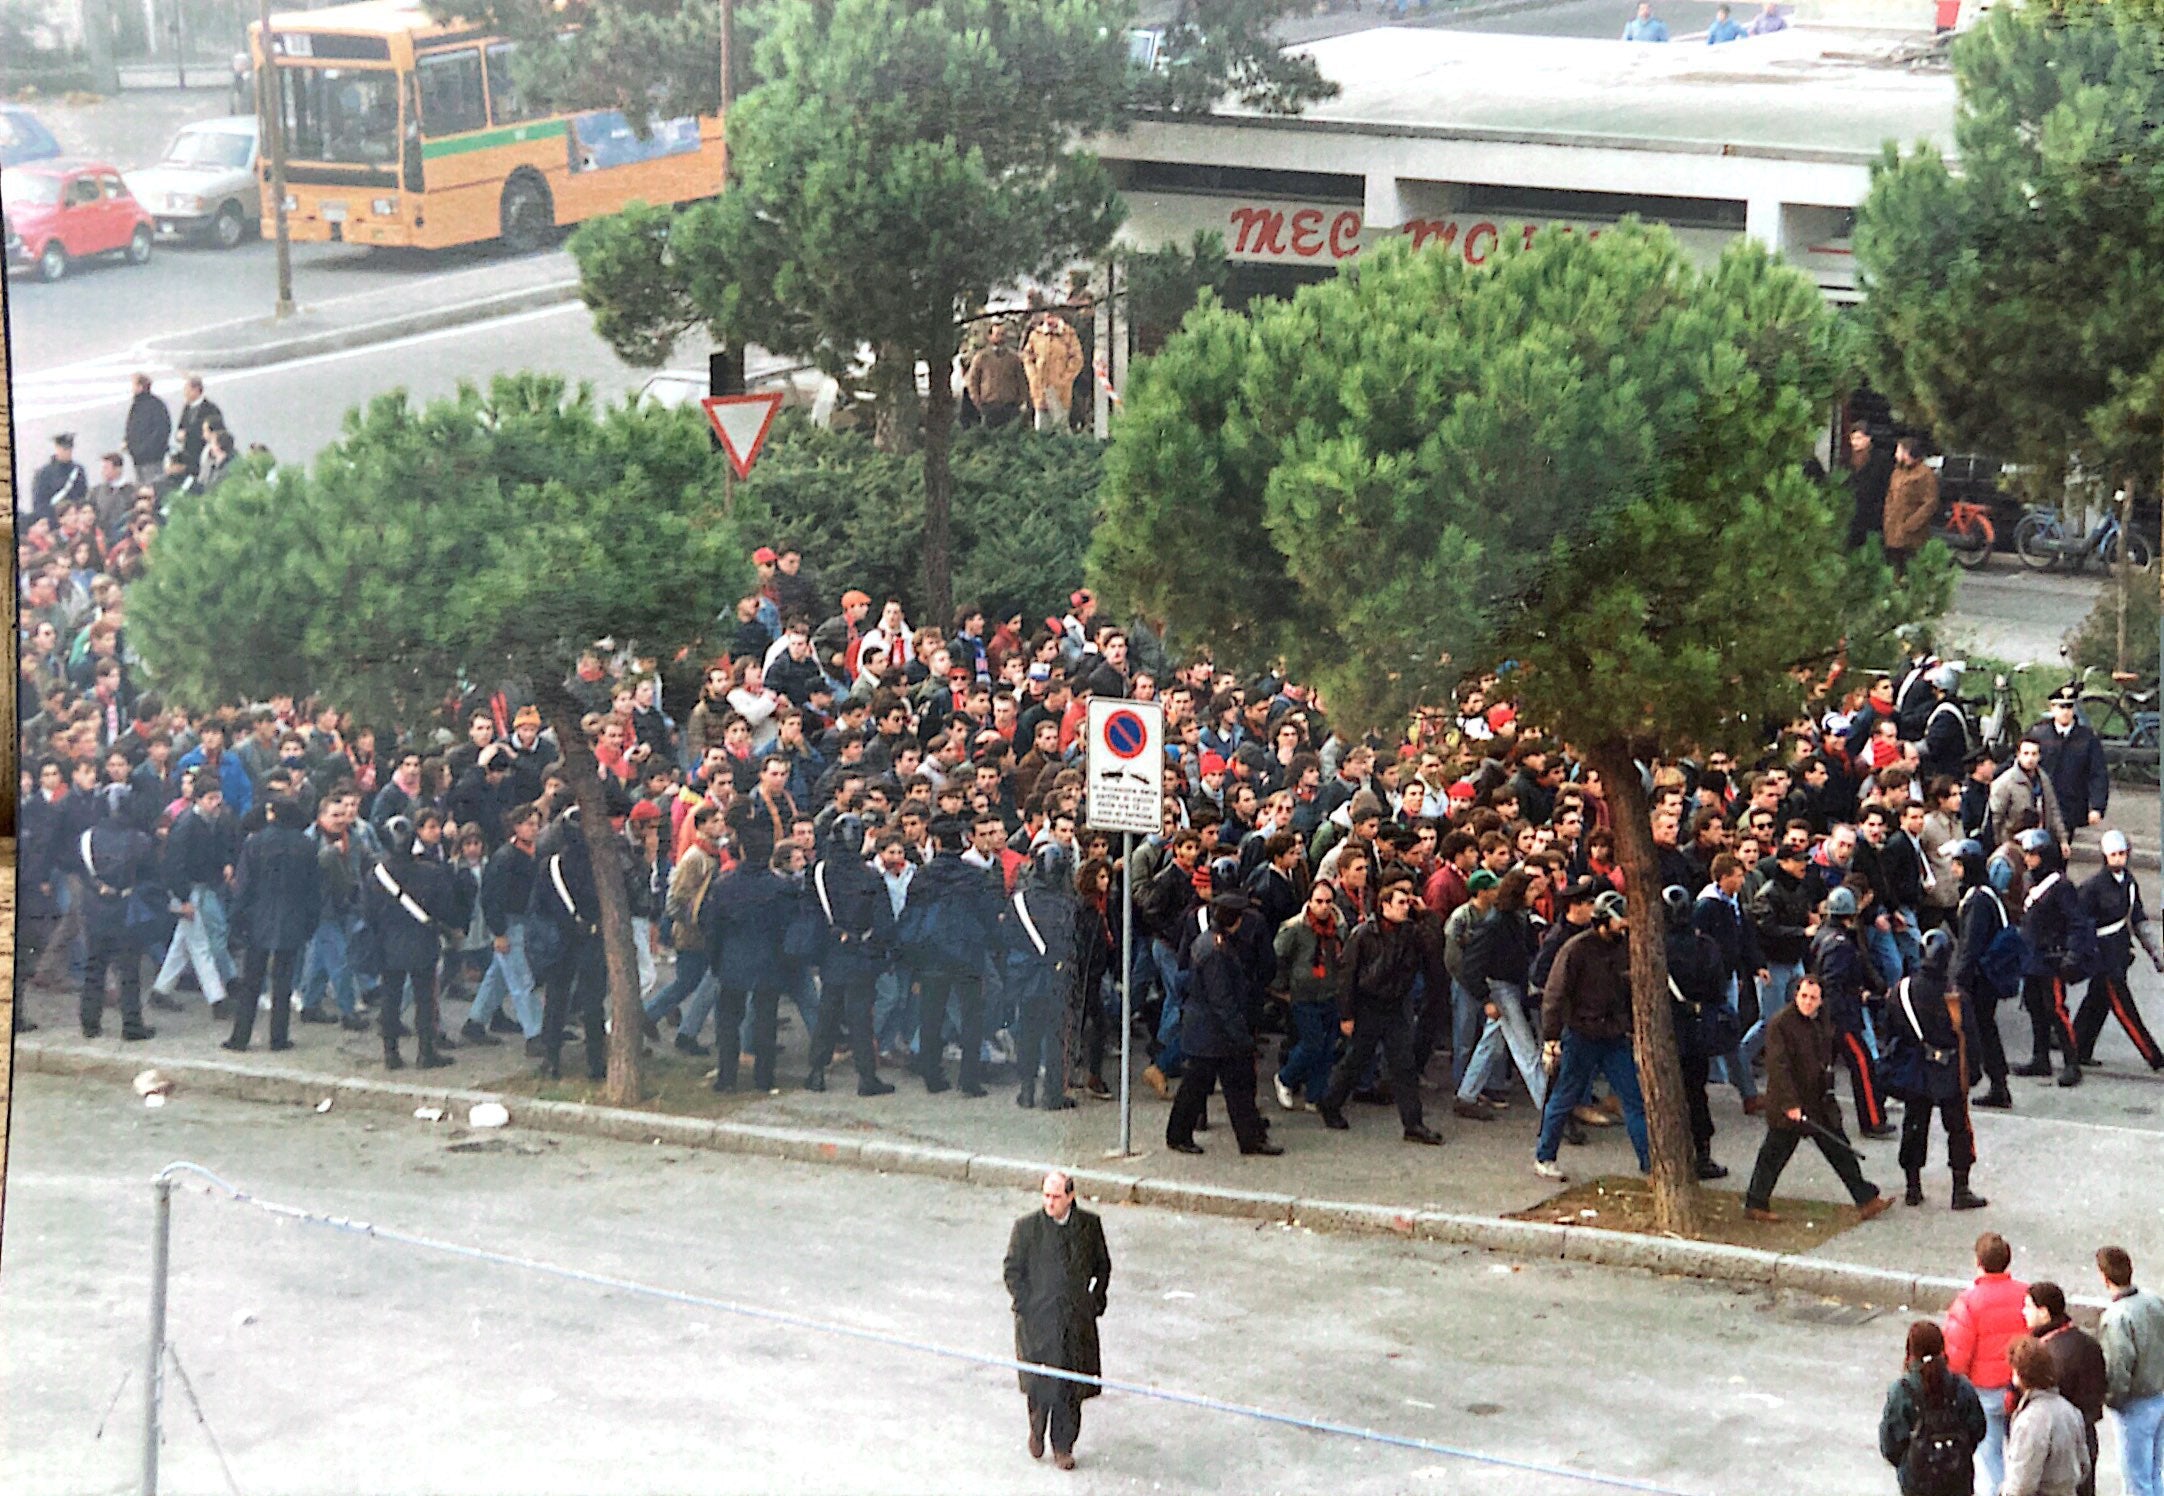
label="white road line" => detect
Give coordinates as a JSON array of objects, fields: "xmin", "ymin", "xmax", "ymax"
[{"xmin": 9, "ymin": 301, "xmax": 591, "ymax": 423}]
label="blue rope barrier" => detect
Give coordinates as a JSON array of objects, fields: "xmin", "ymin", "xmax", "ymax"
[{"xmin": 152, "ymin": 1161, "xmax": 1703, "ymax": 1496}]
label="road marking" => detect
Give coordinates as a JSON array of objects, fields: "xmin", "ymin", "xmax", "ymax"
[
  {"xmin": 9, "ymin": 302, "xmax": 590, "ymax": 425},
  {"xmin": 1971, "ymin": 1110, "xmax": 2162, "ymax": 1142}
]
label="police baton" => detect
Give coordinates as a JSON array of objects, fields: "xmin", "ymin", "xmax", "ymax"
[{"xmin": 1796, "ymin": 1117, "xmax": 1870, "ymax": 1164}]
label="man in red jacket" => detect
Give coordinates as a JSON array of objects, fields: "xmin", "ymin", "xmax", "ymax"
[{"xmin": 1947, "ymin": 1231, "xmax": 2031, "ymax": 1493}]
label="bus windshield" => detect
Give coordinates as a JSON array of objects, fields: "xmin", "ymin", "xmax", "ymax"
[{"xmin": 280, "ymin": 66, "xmax": 399, "ymax": 165}]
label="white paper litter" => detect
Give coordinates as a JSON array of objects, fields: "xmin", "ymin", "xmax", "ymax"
[
  {"xmin": 143, "ymin": 1093, "xmax": 167, "ymax": 1109},
  {"xmin": 413, "ymin": 1106, "xmax": 444, "ymax": 1122},
  {"xmin": 314, "ymin": 1098, "xmax": 334, "ymax": 1114},
  {"xmin": 132, "ymin": 1069, "xmax": 172, "ymax": 1097},
  {"xmin": 468, "ymin": 1102, "xmax": 509, "ymax": 1129},
  {"xmin": 1161, "ymin": 1290, "xmax": 1196, "ymax": 1301}
]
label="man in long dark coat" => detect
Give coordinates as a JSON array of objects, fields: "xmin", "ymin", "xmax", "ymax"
[{"xmin": 1003, "ymin": 1170, "xmax": 1112, "ymax": 1470}]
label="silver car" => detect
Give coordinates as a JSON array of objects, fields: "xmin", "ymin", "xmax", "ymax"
[{"xmin": 125, "ymin": 116, "xmax": 260, "ymax": 250}]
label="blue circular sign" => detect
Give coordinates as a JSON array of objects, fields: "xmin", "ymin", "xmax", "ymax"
[{"xmin": 1103, "ymin": 709, "xmax": 1148, "ymax": 759}]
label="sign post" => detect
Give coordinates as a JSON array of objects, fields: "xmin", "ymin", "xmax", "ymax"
[{"xmin": 1084, "ymin": 698, "xmax": 1163, "ymax": 1158}]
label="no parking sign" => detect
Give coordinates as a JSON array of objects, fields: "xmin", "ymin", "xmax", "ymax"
[{"xmin": 1085, "ymin": 699, "xmax": 1163, "ymax": 835}]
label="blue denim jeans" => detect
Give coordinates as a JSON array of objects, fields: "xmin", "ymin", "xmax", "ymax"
[
  {"xmin": 155, "ymin": 883, "xmax": 235, "ymax": 1004},
  {"xmin": 1740, "ymin": 960, "xmax": 1804, "ymax": 1071},
  {"xmin": 1458, "ymin": 980, "xmax": 1547, "ymax": 1110},
  {"xmin": 1708, "ymin": 974, "xmax": 1759, "ymax": 1101},
  {"xmin": 470, "ymin": 917, "xmax": 541, "ymax": 1036},
  {"xmin": 872, "ymin": 965, "xmax": 914, "ymax": 1055},
  {"xmin": 643, "ymin": 948, "xmax": 709, "ymax": 1024},
  {"xmin": 1449, "ymin": 978, "xmax": 1486, "ymax": 1090},
  {"xmin": 2111, "ymin": 1390, "xmax": 2164, "ymax": 1496},
  {"xmin": 1277, "ymin": 1002, "xmax": 1339, "ymax": 1104},
  {"xmin": 1535, "ymin": 1033, "xmax": 1649, "ymax": 1168},
  {"xmin": 1979, "ymin": 1395, "xmax": 2009, "ymax": 1495},
  {"xmin": 1149, "ymin": 937, "xmax": 1189, "ymax": 1074},
  {"xmin": 297, "ymin": 915, "xmax": 359, "ymax": 1017}
]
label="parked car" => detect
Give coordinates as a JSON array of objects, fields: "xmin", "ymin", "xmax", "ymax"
[
  {"xmin": 125, "ymin": 116, "xmax": 261, "ymax": 249},
  {"xmin": 3, "ymin": 160, "xmax": 156, "ymax": 281},
  {"xmin": 0, "ymin": 104, "xmax": 62, "ymax": 167}
]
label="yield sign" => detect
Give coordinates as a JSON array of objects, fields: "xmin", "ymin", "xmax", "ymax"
[{"xmin": 700, "ymin": 392, "xmax": 786, "ymax": 479}]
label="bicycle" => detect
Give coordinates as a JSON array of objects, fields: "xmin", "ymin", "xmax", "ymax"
[
  {"xmin": 2075, "ymin": 666, "xmax": 2162, "ymax": 785},
  {"xmin": 1932, "ymin": 497, "xmax": 1997, "ymax": 570},
  {"xmin": 2013, "ymin": 504, "xmax": 2154, "ymax": 574}
]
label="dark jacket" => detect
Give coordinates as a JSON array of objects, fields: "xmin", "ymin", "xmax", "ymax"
[
  {"xmin": 1881, "ymin": 831, "xmax": 1932, "ymax": 915},
  {"xmin": 126, "ymin": 390, "xmax": 172, "ymax": 466},
  {"xmin": 1878, "ymin": 1367, "xmax": 1987, "ymax": 1496},
  {"xmin": 361, "ymin": 852, "xmax": 468, "ymax": 971},
  {"xmin": 1665, "ymin": 925, "xmax": 1728, "ymax": 1060},
  {"xmin": 2021, "ymin": 865, "xmax": 2096, "ymax": 980},
  {"xmin": 1273, "ymin": 910, "xmax": 1345, "ymax": 1008},
  {"xmin": 2080, "ymin": 868, "xmax": 2157, "ymax": 976},
  {"xmin": 2028, "ymin": 720, "xmax": 2110, "ymax": 824},
  {"xmin": 79, "ymin": 822, "xmax": 158, "ymax": 942},
  {"xmin": 1003, "ymin": 1206, "xmax": 1110, "ymax": 1402},
  {"xmin": 164, "ymin": 805, "xmax": 237, "ymax": 890},
  {"xmin": 1954, "ymin": 885, "xmax": 2015, "ymax": 1002},
  {"xmin": 529, "ymin": 819, "xmax": 601, "ymax": 936},
  {"xmin": 2039, "ymin": 1319, "xmax": 2109, "ymax": 1437},
  {"xmin": 1460, "ymin": 906, "xmax": 1537, "ymax": 993},
  {"xmin": 1338, "ymin": 915, "xmax": 1426, "ymax": 1022},
  {"xmin": 1693, "ymin": 891, "xmax": 1764, "ymax": 985},
  {"xmin": 1748, "ymin": 860, "xmax": 1818, "ymax": 966},
  {"xmin": 1811, "ymin": 922, "xmax": 1879, "ymax": 1032},
  {"xmin": 703, "ymin": 865, "xmax": 792, "ymax": 992},
  {"xmin": 1763, "ymin": 999, "xmax": 1841, "ymax": 1133},
  {"xmin": 1540, "ymin": 925, "xmax": 1632, "ymax": 1043},
  {"xmin": 229, "ymin": 824, "xmax": 323, "ymax": 951},
  {"xmin": 813, "ymin": 853, "xmax": 896, "ymax": 971},
  {"xmin": 904, "ymin": 851, "xmax": 1005, "ymax": 975},
  {"xmin": 480, "ymin": 841, "xmax": 538, "ymax": 937},
  {"xmin": 1884, "ymin": 966, "xmax": 1965, "ymax": 1104},
  {"xmin": 1180, "ymin": 927, "xmax": 1255, "ymax": 1058},
  {"xmin": 446, "ymin": 765, "xmax": 519, "ymax": 849}
]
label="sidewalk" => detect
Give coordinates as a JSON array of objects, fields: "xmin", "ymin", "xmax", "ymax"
[
  {"xmin": 16, "ymin": 950, "xmax": 2160, "ymax": 1315},
  {"xmin": 141, "ymin": 247, "xmax": 581, "ymax": 370}
]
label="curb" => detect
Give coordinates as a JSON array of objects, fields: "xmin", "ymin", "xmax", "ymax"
[
  {"xmin": 16, "ymin": 1039, "xmax": 2107, "ymax": 1319},
  {"xmin": 142, "ymin": 278, "xmax": 583, "ymax": 371}
]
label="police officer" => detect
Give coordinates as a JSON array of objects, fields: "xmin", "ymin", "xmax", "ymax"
[
  {"xmin": 1812, "ymin": 884, "xmax": 1893, "ymax": 1137},
  {"xmin": 362, "ymin": 815, "xmax": 468, "ymax": 1071},
  {"xmin": 803, "ymin": 815, "xmax": 898, "ymax": 1097},
  {"xmin": 1885, "ymin": 928, "xmax": 1986, "ymax": 1210},
  {"xmin": 223, "ymin": 796, "xmax": 323, "ymax": 1053},
  {"xmin": 1010, "ymin": 844, "xmax": 1081, "ymax": 1111},
  {"xmin": 532, "ymin": 805, "xmax": 607, "ymax": 1083},
  {"xmin": 1948, "ymin": 838, "xmax": 2017, "ymax": 1109},
  {"xmin": 2075, "ymin": 828, "xmax": 2164, "ymax": 1072},
  {"xmin": 2028, "ymin": 685, "xmax": 2110, "ymax": 829},
  {"xmin": 77, "ymin": 801, "xmax": 157, "ymax": 1040},
  {"xmin": 1918, "ymin": 664, "xmax": 1973, "ymax": 782},
  {"xmin": 2014, "ymin": 827, "xmax": 2094, "ymax": 1088},
  {"xmin": 1664, "ymin": 884, "xmax": 1731, "ymax": 1181}
]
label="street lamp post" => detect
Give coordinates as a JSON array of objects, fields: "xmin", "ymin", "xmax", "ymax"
[{"xmin": 256, "ymin": 0, "xmax": 295, "ymax": 319}]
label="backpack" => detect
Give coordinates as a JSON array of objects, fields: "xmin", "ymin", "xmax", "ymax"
[{"xmin": 1905, "ymin": 1385, "xmax": 1969, "ymax": 1496}]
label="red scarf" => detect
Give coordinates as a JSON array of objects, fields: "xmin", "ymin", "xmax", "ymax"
[{"xmin": 1306, "ymin": 907, "xmax": 1340, "ymax": 980}]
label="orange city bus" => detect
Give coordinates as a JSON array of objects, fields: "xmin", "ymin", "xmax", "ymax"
[{"xmin": 251, "ymin": 0, "xmax": 723, "ymax": 251}]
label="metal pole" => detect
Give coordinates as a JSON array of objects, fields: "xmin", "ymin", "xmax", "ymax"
[
  {"xmin": 142, "ymin": 1173, "xmax": 172, "ymax": 1496},
  {"xmin": 257, "ymin": 0, "xmax": 294, "ymax": 317},
  {"xmin": 1118, "ymin": 830, "xmax": 1134, "ymax": 1156}
]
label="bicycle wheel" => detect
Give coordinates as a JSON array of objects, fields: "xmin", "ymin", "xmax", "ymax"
[
  {"xmin": 2084, "ymin": 693, "xmax": 2134, "ymax": 741},
  {"xmin": 2013, "ymin": 513, "xmax": 2059, "ymax": 571},
  {"xmin": 2105, "ymin": 527, "xmax": 2154, "ymax": 572},
  {"xmin": 1951, "ymin": 520, "xmax": 1992, "ymax": 569}
]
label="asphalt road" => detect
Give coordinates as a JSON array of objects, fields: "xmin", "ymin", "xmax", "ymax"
[
  {"xmin": 1441, "ymin": 0, "xmax": 1732, "ymax": 40},
  {"xmin": 1943, "ymin": 559, "xmax": 2109, "ymax": 670},
  {"xmin": 3, "ymin": 1071, "xmax": 1916, "ymax": 1496}
]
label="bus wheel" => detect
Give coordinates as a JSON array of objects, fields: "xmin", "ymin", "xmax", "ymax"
[{"xmin": 499, "ymin": 172, "xmax": 554, "ymax": 254}]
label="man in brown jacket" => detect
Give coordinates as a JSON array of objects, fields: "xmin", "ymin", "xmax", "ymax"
[
  {"xmin": 1023, "ymin": 312, "xmax": 1085, "ymax": 433},
  {"xmin": 1743, "ymin": 973, "xmax": 1892, "ymax": 1222},
  {"xmin": 964, "ymin": 322, "xmax": 1029, "ymax": 430},
  {"xmin": 1882, "ymin": 435, "xmax": 1940, "ymax": 577}
]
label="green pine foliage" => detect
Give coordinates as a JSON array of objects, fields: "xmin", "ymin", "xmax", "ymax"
[
  {"xmin": 133, "ymin": 374, "xmax": 750, "ymax": 724},
  {"xmin": 1855, "ymin": 1, "xmax": 2164, "ymax": 484},
  {"xmin": 1097, "ymin": 223, "xmax": 1950, "ymax": 739},
  {"xmin": 738, "ymin": 419, "xmax": 1103, "ymax": 625}
]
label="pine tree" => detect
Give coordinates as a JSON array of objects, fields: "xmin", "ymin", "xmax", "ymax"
[
  {"xmin": 1095, "ymin": 226, "xmax": 1947, "ymax": 1235},
  {"xmin": 132, "ymin": 376, "xmax": 751, "ymax": 1105}
]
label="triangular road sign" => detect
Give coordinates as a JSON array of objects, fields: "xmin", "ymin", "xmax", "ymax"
[{"xmin": 700, "ymin": 392, "xmax": 786, "ymax": 479}]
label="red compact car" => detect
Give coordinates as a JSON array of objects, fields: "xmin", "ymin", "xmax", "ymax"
[{"xmin": 4, "ymin": 159, "xmax": 155, "ymax": 281}]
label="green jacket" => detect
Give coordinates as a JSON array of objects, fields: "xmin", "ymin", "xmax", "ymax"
[{"xmin": 2101, "ymin": 1285, "xmax": 2164, "ymax": 1409}]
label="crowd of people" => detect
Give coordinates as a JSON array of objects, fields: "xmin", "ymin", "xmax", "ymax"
[
  {"xmin": 13, "ymin": 368, "xmax": 2164, "ymax": 1496},
  {"xmin": 1877, "ymin": 1237, "xmax": 2163, "ymax": 1496}
]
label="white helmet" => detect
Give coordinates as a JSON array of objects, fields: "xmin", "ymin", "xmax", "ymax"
[{"xmin": 2101, "ymin": 828, "xmax": 2130, "ymax": 857}]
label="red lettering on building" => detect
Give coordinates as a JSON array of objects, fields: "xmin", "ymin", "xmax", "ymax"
[
  {"xmin": 1228, "ymin": 207, "xmax": 1289, "ymax": 257},
  {"xmin": 1405, "ymin": 218, "xmax": 1458, "ymax": 252},
  {"xmin": 1327, "ymin": 210, "xmax": 1361, "ymax": 259},
  {"xmin": 1289, "ymin": 208, "xmax": 1326, "ymax": 257},
  {"xmin": 1522, "ymin": 223, "xmax": 1540, "ymax": 251},
  {"xmin": 1462, "ymin": 221, "xmax": 1498, "ymax": 265}
]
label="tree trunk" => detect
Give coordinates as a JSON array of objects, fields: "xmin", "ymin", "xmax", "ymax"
[
  {"xmin": 535, "ymin": 681, "xmax": 643, "ymax": 1106},
  {"xmin": 2117, "ymin": 481, "xmax": 2134, "ymax": 674},
  {"xmin": 871, "ymin": 343, "xmax": 919, "ymax": 456},
  {"xmin": 79, "ymin": 0, "xmax": 120, "ymax": 94},
  {"xmin": 921, "ymin": 329, "xmax": 958, "ymax": 631},
  {"xmin": 1585, "ymin": 738, "xmax": 1703, "ymax": 1238}
]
